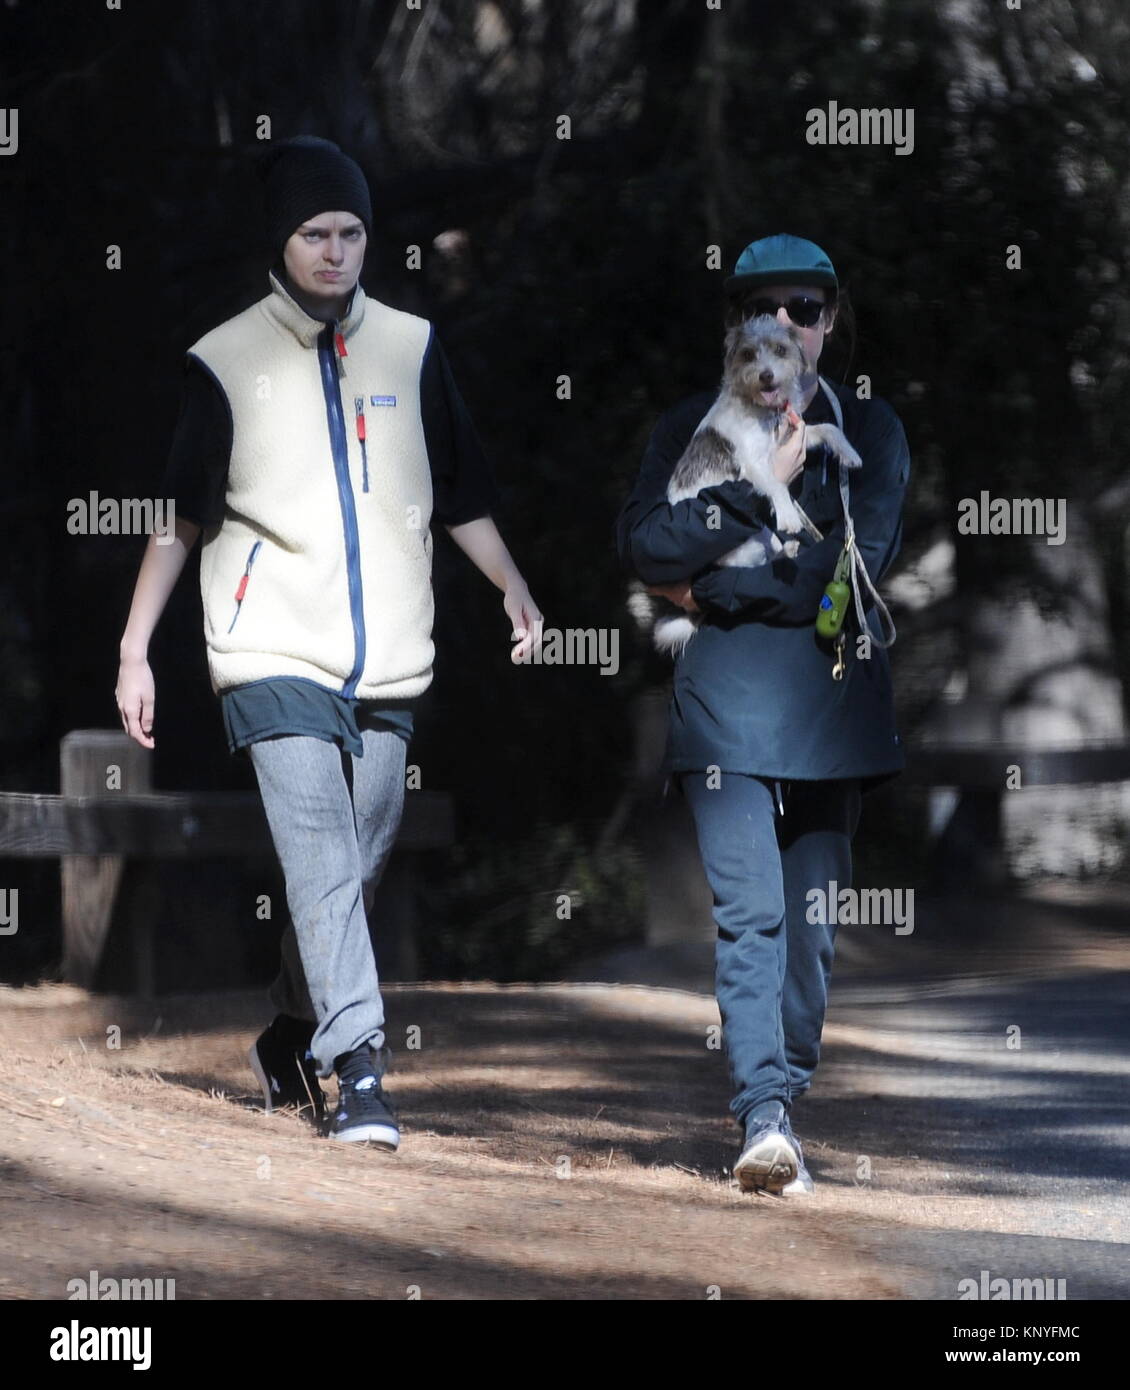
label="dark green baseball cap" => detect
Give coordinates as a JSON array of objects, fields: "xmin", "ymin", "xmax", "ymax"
[{"xmin": 725, "ymin": 234, "xmax": 838, "ymax": 294}]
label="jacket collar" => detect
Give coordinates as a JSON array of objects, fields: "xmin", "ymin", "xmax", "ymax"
[{"xmin": 264, "ymin": 266, "xmax": 367, "ymax": 347}]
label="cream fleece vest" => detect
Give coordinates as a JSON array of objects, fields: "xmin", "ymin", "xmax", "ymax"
[{"xmin": 188, "ymin": 270, "xmax": 435, "ymax": 700}]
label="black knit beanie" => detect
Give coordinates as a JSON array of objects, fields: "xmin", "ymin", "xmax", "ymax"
[{"xmin": 258, "ymin": 135, "xmax": 373, "ymax": 256}]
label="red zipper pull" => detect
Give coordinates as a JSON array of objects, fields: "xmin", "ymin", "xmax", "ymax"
[
  {"xmin": 335, "ymin": 331, "xmax": 347, "ymax": 359},
  {"xmin": 354, "ymin": 396, "xmax": 366, "ymax": 441},
  {"xmin": 234, "ymin": 574, "xmax": 249, "ymax": 602}
]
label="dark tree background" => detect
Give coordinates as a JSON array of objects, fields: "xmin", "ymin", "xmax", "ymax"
[{"xmin": 2, "ymin": 0, "xmax": 1128, "ymax": 985}]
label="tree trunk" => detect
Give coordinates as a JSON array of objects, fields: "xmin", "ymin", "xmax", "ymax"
[{"xmin": 929, "ymin": 517, "xmax": 1130, "ymax": 882}]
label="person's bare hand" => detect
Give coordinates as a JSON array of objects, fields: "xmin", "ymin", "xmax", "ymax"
[
  {"xmin": 506, "ymin": 582, "xmax": 544, "ymax": 663},
  {"xmin": 646, "ymin": 581, "xmax": 699, "ymax": 613},
  {"xmin": 772, "ymin": 406, "xmax": 807, "ymax": 486},
  {"xmin": 116, "ymin": 656, "xmax": 156, "ymax": 749}
]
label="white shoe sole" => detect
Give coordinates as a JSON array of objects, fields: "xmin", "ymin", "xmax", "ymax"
[
  {"xmin": 331, "ymin": 1123, "xmax": 400, "ymax": 1150},
  {"xmin": 734, "ymin": 1132, "xmax": 799, "ymax": 1194}
]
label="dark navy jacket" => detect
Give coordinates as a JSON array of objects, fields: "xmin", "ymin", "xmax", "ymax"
[{"xmin": 616, "ymin": 379, "xmax": 911, "ymax": 786}]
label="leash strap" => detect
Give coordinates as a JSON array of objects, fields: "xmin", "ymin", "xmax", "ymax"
[{"xmin": 817, "ymin": 377, "xmax": 897, "ymax": 652}]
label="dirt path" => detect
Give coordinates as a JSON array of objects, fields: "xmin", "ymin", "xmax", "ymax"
[{"xmin": 2, "ymin": 891, "xmax": 1128, "ymax": 1300}]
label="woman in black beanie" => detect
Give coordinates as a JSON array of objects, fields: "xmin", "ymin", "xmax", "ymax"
[{"xmin": 116, "ymin": 136, "xmax": 543, "ymax": 1149}]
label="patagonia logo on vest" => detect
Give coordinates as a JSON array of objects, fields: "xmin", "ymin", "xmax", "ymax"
[{"xmin": 370, "ymin": 394, "xmax": 397, "ymax": 407}]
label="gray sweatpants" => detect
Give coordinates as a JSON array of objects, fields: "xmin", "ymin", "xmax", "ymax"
[{"xmin": 247, "ymin": 729, "xmax": 406, "ymax": 1077}]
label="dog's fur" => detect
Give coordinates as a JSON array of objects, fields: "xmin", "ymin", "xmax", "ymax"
[{"xmin": 649, "ymin": 316, "xmax": 862, "ymax": 654}]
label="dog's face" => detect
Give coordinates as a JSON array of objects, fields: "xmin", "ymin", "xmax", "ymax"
[{"xmin": 722, "ymin": 317, "xmax": 807, "ymax": 409}]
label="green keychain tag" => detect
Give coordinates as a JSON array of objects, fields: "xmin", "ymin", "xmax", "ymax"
[{"xmin": 816, "ymin": 544, "xmax": 852, "ymax": 640}]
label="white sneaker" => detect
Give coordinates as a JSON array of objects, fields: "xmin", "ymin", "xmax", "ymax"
[
  {"xmin": 733, "ymin": 1120, "xmax": 799, "ymax": 1195},
  {"xmin": 780, "ymin": 1116, "xmax": 814, "ymax": 1195}
]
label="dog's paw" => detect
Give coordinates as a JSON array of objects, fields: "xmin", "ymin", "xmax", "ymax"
[
  {"xmin": 724, "ymin": 530, "xmax": 772, "ymax": 568},
  {"xmin": 781, "ymin": 538, "xmax": 801, "ymax": 558},
  {"xmin": 808, "ymin": 424, "xmax": 863, "ymax": 471},
  {"xmin": 774, "ymin": 499, "xmax": 803, "ymax": 534}
]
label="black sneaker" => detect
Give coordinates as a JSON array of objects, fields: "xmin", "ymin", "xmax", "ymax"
[
  {"xmin": 248, "ymin": 1014, "xmax": 325, "ymax": 1123},
  {"xmin": 330, "ymin": 1068, "xmax": 400, "ymax": 1150}
]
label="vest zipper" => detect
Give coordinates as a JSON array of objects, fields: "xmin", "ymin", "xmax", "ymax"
[
  {"xmin": 228, "ymin": 540, "xmax": 262, "ymax": 633},
  {"xmin": 354, "ymin": 396, "xmax": 370, "ymax": 492},
  {"xmin": 318, "ymin": 325, "xmax": 366, "ymax": 697}
]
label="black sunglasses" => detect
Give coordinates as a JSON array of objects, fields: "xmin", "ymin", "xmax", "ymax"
[{"xmin": 744, "ymin": 295, "xmax": 827, "ymax": 329}]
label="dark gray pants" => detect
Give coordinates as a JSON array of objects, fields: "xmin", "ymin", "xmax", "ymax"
[{"xmin": 248, "ymin": 729, "xmax": 406, "ymax": 1076}]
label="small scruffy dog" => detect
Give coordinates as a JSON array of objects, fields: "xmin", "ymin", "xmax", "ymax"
[{"xmin": 651, "ymin": 316, "xmax": 862, "ymax": 654}]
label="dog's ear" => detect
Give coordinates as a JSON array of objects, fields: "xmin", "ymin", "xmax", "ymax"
[{"xmin": 723, "ymin": 324, "xmax": 744, "ymax": 356}]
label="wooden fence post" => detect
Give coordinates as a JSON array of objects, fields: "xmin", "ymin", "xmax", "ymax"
[
  {"xmin": 60, "ymin": 731, "xmax": 150, "ymax": 988},
  {"xmin": 632, "ymin": 689, "xmax": 715, "ymax": 948}
]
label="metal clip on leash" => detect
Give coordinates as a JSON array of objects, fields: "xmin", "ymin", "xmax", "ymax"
[{"xmin": 832, "ymin": 632, "xmax": 847, "ymax": 681}]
